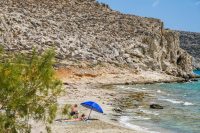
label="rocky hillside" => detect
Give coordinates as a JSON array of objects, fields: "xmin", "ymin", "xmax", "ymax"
[
  {"xmin": 178, "ymin": 31, "xmax": 200, "ymax": 69},
  {"xmin": 0, "ymin": 0, "xmax": 192, "ymax": 77}
]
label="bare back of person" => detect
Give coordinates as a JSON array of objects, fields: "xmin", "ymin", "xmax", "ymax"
[{"xmin": 70, "ymin": 104, "xmax": 78, "ymax": 117}]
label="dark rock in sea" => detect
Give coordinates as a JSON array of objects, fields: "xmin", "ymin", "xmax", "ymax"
[
  {"xmin": 183, "ymin": 78, "xmax": 199, "ymax": 83},
  {"xmin": 150, "ymin": 104, "xmax": 164, "ymax": 109},
  {"xmin": 113, "ymin": 107, "xmax": 123, "ymax": 113},
  {"xmin": 110, "ymin": 118, "xmax": 118, "ymax": 121},
  {"xmin": 190, "ymin": 79, "xmax": 198, "ymax": 82}
]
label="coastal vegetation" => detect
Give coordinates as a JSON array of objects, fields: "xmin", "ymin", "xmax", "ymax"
[{"xmin": 0, "ymin": 49, "xmax": 62, "ymax": 133}]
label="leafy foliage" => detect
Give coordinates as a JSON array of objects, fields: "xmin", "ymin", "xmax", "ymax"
[
  {"xmin": 61, "ymin": 104, "xmax": 74, "ymax": 119},
  {"xmin": 0, "ymin": 50, "xmax": 62, "ymax": 133}
]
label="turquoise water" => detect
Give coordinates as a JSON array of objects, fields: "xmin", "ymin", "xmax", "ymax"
[
  {"xmin": 115, "ymin": 71, "xmax": 200, "ymax": 133},
  {"xmin": 155, "ymin": 80, "xmax": 200, "ymax": 133},
  {"xmin": 194, "ymin": 70, "xmax": 200, "ymax": 75}
]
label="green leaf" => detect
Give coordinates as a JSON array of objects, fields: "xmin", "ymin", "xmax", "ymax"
[{"xmin": 0, "ymin": 49, "xmax": 63, "ymax": 132}]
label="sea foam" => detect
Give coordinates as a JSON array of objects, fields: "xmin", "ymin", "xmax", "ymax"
[
  {"xmin": 183, "ymin": 102, "xmax": 194, "ymax": 106},
  {"xmin": 159, "ymin": 98, "xmax": 194, "ymax": 105},
  {"xmin": 139, "ymin": 109, "xmax": 159, "ymax": 116},
  {"xmin": 119, "ymin": 116, "xmax": 160, "ymax": 133},
  {"xmin": 159, "ymin": 98, "xmax": 183, "ymax": 104}
]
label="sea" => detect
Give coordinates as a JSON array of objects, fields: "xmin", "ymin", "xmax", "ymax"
[{"xmin": 113, "ymin": 70, "xmax": 200, "ymax": 133}]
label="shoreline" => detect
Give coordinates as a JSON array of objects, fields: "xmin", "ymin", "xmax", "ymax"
[{"xmin": 32, "ymin": 65, "xmax": 196, "ymax": 133}]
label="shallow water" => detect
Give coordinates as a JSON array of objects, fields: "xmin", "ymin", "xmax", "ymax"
[{"xmin": 114, "ymin": 71, "xmax": 200, "ymax": 133}]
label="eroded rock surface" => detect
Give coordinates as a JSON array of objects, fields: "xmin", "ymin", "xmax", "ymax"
[
  {"xmin": 178, "ymin": 31, "xmax": 200, "ymax": 69},
  {"xmin": 0, "ymin": 0, "xmax": 192, "ymax": 77}
]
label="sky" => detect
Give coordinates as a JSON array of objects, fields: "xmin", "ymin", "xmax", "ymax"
[{"xmin": 97, "ymin": 0, "xmax": 200, "ymax": 32}]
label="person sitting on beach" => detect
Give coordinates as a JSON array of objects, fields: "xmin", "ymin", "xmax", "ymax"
[
  {"xmin": 70, "ymin": 104, "xmax": 79, "ymax": 118},
  {"xmin": 64, "ymin": 113, "xmax": 87, "ymax": 122}
]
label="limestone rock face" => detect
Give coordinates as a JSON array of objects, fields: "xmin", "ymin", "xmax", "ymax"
[
  {"xmin": 178, "ymin": 31, "xmax": 200, "ymax": 69},
  {"xmin": 0, "ymin": 0, "xmax": 192, "ymax": 77}
]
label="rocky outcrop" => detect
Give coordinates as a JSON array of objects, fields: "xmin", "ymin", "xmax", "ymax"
[
  {"xmin": 178, "ymin": 31, "xmax": 200, "ymax": 69},
  {"xmin": 0, "ymin": 0, "xmax": 192, "ymax": 77}
]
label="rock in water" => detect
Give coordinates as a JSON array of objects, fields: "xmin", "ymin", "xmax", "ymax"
[
  {"xmin": 150, "ymin": 104, "xmax": 164, "ymax": 109},
  {"xmin": 113, "ymin": 107, "xmax": 123, "ymax": 113}
]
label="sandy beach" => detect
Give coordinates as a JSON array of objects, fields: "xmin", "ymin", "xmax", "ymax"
[
  {"xmin": 31, "ymin": 82, "xmax": 136, "ymax": 133},
  {"xmin": 31, "ymin": 64, "xmax": 185, "ymax": 133}
]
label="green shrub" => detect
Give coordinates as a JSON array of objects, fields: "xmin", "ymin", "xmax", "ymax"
[{"xmin": 0, "ymin": 49, "xmax": 62, "ymax": 133}]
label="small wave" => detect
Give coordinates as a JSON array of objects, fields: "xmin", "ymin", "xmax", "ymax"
[
  {"xmin": 133, "ymin": 116, "xmax": 151, "ymax": 120},
  {"xmin": 139, "ymin": 109, "xmax": 159, "ymax": 116},
  {"xmin": 183, "ymin": 102, "xmax": 194, "ymax": 106},
  {"xmin": 125, "ymin": 87, "xmax": 149, "ymax": 92},
  {"xmin": 159, "ymin": 98, "xmax": 194, "ymax": 106},
  {"xmin": 119, "ymin": 116, "xmax": 160, "ymax": 133},
  {"xmin": 157, "ymin": 90, "xmax": 161, "ymax": 93},
  {"xmin": 159, "ymin": 98, "xmax": 183, "ymax": 104}
]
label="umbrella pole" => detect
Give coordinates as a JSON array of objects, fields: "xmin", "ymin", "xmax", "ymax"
[{"xmin": 88, "ymin": 108, "xmax": 92, "ymax": 120}]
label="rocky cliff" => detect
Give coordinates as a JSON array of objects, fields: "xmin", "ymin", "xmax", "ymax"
[
  {"xmin": 178, "ymin": 31, "xmax": 200, "ymax": 69},
  {"xmin": 0, "ymin": 0, "xmax": 192, "ymax": 77}
]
